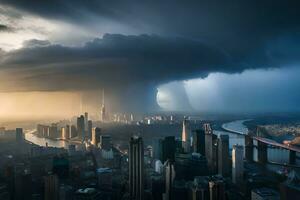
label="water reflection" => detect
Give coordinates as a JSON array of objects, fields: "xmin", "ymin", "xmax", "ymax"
[{"xmin": 25, "ymin": 133, "xmax": 69, "ymax": 148}]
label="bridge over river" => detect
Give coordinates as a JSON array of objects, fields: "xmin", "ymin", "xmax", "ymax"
[{"xmin": 222, "ymin": 120, "xmax": 300, "ymax": 169}]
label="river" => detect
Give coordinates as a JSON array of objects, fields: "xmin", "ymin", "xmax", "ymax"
[
  {"xmin": 25, "ymin": 120, "xmax": 300, "ymax": 167},
  {"xmin": 25, "ymin": 131, "xmax": 70, "ymax": 148},
  {"xmin": 221, "ymin": 119, "xmax": 300, "ymax": 174}
]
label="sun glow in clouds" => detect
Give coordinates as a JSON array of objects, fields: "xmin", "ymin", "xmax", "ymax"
[
  {"xmin": 0, "ymin": 5, "xmax": 97, "ymax": 51},
  {"xmin": 0, "ymin": 92, "xmax": 81, "ymax": 120},
  {"xmin": 0, "ymin": 5, "xmax": 57, "ymax": 51}
]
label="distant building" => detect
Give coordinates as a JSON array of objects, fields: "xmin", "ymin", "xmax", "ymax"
[
  {"xmin": 204, "ymin": 124, "xmax": 217, "ymax": 174},
  {"xmin": 87, "ymin": 120, "xmax": 92, "ymax": 140},
  {"xmin": 192, "ymin": 129, "xmax": 205, "ymax": 155},
  {"xmin": 68, "ymin": 144, "xmax": 76, "ymax": 155},
  {"xmin": 188, "ymin": 176, "xmax": 210, "ymax": 200},
  {"xmin": 0, "ymin": 127, "xmax": 5, "ymax": 134},
  {"xmin": 164, "ymin": 160, "xmax": 175, "ymax": 200},
  {"xmin": 251, "ymin": 188, "xmax": 279, "ymax": 200},
  {"xmin": 218, "ymin": 135, "xmax": 230, "ymax": 177},
  {"xmin": 129, "ymin": 136, "xmax": 144, "ymax": 200},
  {"xmin": 60, "ymin": 127, "xmax": 65, "ymax": 139},
  {"xmin": 162, "ymin": 136, "xmax": 176, "ymax": 162},
  {"xmin": 84, "ymin": 112, "xmax": 88, "ymax": 131},
  {"xmin": 152, "ymin": 138, "xmax": 162, "ymax": 160},
  {"xmin": 155, "ymin": 160, "xmax": 163, "ymax": 174},
  {"xmin": 44, "ymin": 174, "xmax": 59, "ymax": 200},
  {"xmin": 172, "ymin": 180, "xmax": 188, "ymax": 200},
  {"xmin": 280, "ymin": 171, "xmax": 300, "ymax": 200},
  {"xmin": 49, "ymin": 123, "xmax": 58, "ymax": 138},
  {"xmin": 175, "ymin": 153, "xmax": 208, "ymax": 180},
  {"xmin": 92, "ymin": 127, "xmax": 101, "ymax": 147},
  {"xmin": 209, "ymin": 178, "xmax": 225, "ymax": 200},
  {"xmin": 65, "ymin": 125, "xmax": 70, "ymax": 139},
  {"xmin": 70, "ymin": 125, "xmax": 77, "ymax": 138},
  {"xmin": 182, "ymin": 119, "xmax": 191, "ymax": 153},
  {"xmin": 232, "ymin": 144, "xmax": 244, "ymax": 184},
  {"xmin": 37, "ymin": 124, "xmax": 49, "ymax": 137},
  {"xmin": 130, "ymin": 114, "xmax": 134, "ymax": 122},
  {"xmin": 77, "ymin": 115, "xmax": 85, "ymax": 140},
  {"xmin": 14, "ymin": 165, "xmax": 32, "ymax": 200},
  {"xmin": 101, "ymin": 149, "xmax": 114, "ymax": 160},
  {"xmin": 245, "ymin": 135, "xmax": 253, "ymax": 162},
  {"xmin": 100, "ymin": 90, "xmax": 106, "ymax": 122},
  {"xmin": 16, "ymin": 128, "xmax": 24, "ymax": 143},
  {"xmin": 100, "ymin": 135, "xmax": 112, "ymax": 151},
  {"xmin": 97, "ymin": 168, "xmax": 112, "ymax": 190},
  {"xmin": 52, "ymin": 156, "xmax": 69, "ymax": 179},
  {"xmin": 59, "ymin": 184, "xmax": 73, "ymax": 200}
]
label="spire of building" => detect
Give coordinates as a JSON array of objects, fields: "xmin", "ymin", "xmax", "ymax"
[
  {"xmin": 102, "ymin": 89, "xmax": 105, "ymax": 106},
  {"xmin": 101, "ymin": 89, "xmax": 106, "ymax": 122}
]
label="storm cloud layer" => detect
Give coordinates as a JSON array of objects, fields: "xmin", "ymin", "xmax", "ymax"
[
  {"xmin": 0, "ymin": 34, "xmax": 230, "ymax": 92},
  {"xmin": 0, "ymin": 1, "xmax": 300, "ymax": 112}
]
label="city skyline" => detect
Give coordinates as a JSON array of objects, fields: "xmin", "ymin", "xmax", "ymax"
[{"xmin": 0, "ymin": 2, "xmax": 300, "ymax": 200}]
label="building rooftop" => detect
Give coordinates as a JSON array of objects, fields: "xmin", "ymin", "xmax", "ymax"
[{"xmin": 252, "ymin": 188, "xmax": 279, "ymax": 198}]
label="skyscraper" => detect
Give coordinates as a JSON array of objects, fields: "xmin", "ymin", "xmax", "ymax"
[
  {"xmin": 245, "ymin": 135, "xmax": 253, "ymax": 162},
  {"xmin": 14, "ymin": 165, "xmax": 32, "ymax": 200},
  {"xmin": 100, "ymin": 135, "xmax": 112, "ymax": 150},
  {"xmin": 164, "ymin": 160, "xmax": 175, "ymax": 200},
  {"xmin": 87, "ymin": 120, "xmax": 92, "ymax": 140},
  {"xmin": 129, "ymin": 136, "xmax": 144, "ymax": 200},
  {"xmin": 65, "ymin": 125, "xmax": 70, "ymax": 139},
  {"xmin": 61, "ymin": 127, "xmax": 65, "ymax": 139},
  {"xmin": 44, "ymin": 174, "xmax": 59, "ymax": 200},
  {"xmin": 70, "ymin": 125, "xmax": 77, "ymax": 138},
  {"xmin": 77, "ymin": 115, "xmax": 85, "ymax": 140},
  {"xmin": 204, "ymin": 123, "xmax": 217, "ymax": 174},
  {"xmin": 16, "ymin": 128, "xmax": 24, "ymax": 143},
  {"xmin": 192, "ymin": 129, "xmax": 205, "ymax": 155},
  {"xmin": 232, "ymin": 144, "xmax": 244, "ymax": 184},
  {"xmin": 182, "ymin": 119, "xmax": 191, "ymax": 153},
  {"xmin": 100, "ymin": 89, "xmax": 106, "ymax": 122},
  {"xmin": 92, "ymin": 127, "xmax": 101, "ymax": 146},
  {"xmin": 84, "ymin": 112, "xmax": 88, "ymax": 131},
  {"xmin": 162, "ymin": 136, "xmax": 176, "ymax": 162},
  {"xmin": 218, "ymin": 135, "xmax": 229, "ymax": 177},
  {"xmin": 49, "ymin": 123, "xmax": 58, "ymax": 139}
]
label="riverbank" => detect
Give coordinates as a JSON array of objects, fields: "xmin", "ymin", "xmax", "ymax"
[{"xmin": 221, "ymin": 119, "xmax": 251, "ymax": 135}]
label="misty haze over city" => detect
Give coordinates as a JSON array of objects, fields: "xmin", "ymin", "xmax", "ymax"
[{"xmin": 0, "ymin": 1, "xmax": 300, "ymax": 200}]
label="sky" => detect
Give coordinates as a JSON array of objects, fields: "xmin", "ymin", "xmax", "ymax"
[{"xmin": 0, "ymin": 1, "xmax": 300, "ymax": 117}]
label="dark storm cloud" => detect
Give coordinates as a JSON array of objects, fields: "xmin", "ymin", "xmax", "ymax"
[
  {"xmin": 0, "ymin": 34, "xmax": 233, "ymax": 111},
  {"xmin": 23, "ymin": 39, "xmax": 51, "ymax": 48},
  {"xmin": 1, "ymin": 1, "xmax": 300, "ymax": 68},
  {"xmin": 0, "ymin": 34, "xmax": 229, "ymax": 92},
  {"xmin": 1, "ymin": 1, "xmax": 300, "ymax": 111}
]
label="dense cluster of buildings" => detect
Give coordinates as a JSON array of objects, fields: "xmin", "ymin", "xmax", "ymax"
[
  {"xmin": 125, "ymin": 120, "xmax": 300, "ymax": 200},
  {"xmin": 0, "ymin": 116, "xmax": 299, "ymax": 200}
]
